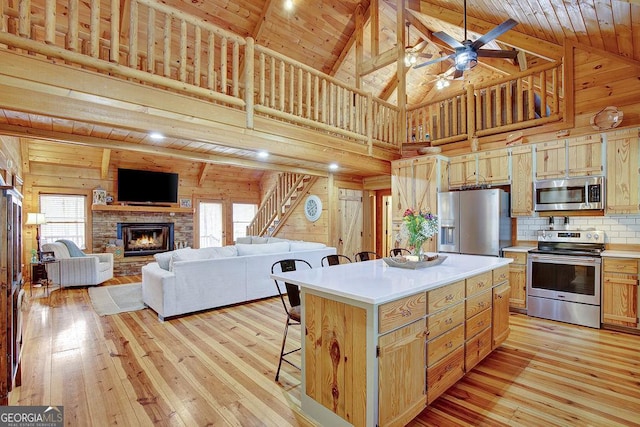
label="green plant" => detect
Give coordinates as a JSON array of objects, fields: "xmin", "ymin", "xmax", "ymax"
[{"xmin": 398, "ymin": 208, "xmax": 438, "ymax": 255}]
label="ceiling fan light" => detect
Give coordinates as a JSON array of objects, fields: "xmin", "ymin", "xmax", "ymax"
[
  {"xmin": 404, "ymin": 51, "xmax": 417, "ymax": 67},
  {"xmin": 455, "ymin": 50, "xmax": 478, "ymax": 71}
]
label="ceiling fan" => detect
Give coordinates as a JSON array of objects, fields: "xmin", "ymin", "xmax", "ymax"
[
  {"xmin": 404, "ymin": 22, "xmax": 432, "ymax": 67},
  {"xmin": 414, "ymin": 0, "xmax": 518, "ymax": 72}
]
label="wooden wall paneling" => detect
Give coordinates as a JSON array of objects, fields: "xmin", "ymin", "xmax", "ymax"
[{"xmin": 275, "ymin": 178, "xmax": 329, "ymax": 245}]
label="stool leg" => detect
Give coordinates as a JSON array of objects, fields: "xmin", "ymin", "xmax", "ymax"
[{"xmin": 275, "ymin": 316, "xmax": 290, "ymax": 381}]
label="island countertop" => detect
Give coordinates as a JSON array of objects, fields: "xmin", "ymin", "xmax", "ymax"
[{"xmin": 271, "ymin": 253, "xmax": 513, "ymax": 305}]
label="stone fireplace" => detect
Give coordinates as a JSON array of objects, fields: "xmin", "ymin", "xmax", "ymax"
[{"xmin": 117, "ymin": 222, "xmax": 174, "ymax": 256}]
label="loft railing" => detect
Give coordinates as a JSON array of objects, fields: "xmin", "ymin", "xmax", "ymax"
[
  {"xmin": 0, "ymin": 0, "xmax": 401, "ymax": 153},
  {"xmin": 0, "ymin": 0, "xmax": 564, "ymax": 153},
  {"xmin": 406, "ymin": 62, "xmax": 564, "ymax": 146}
]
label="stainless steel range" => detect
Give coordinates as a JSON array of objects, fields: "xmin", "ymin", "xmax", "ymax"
[{"xmin": 527, "ymin": 229, "xmax": 605, "ymax": 328}]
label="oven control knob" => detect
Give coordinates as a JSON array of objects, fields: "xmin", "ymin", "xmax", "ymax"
[
  {"xmin": 586, "ymin": 233, "xmax": 592, "ymax": 239},
  {"xmin": 593, "ymin": 233, "xmax": 599, "ymax": 240}
]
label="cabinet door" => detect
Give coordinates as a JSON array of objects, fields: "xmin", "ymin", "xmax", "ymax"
[
  {"xmin": 606, "ymin": 128, "xmax": 640, "ymax": 215},
  {"xmin": 414, "ymin": 158, "xmax": 439, "ymax": 253},
  {"xmin": 378, "ymin": 319, "xmax": 426, "ymax": 427},
  {"xmin": 602, "ymin": 276, "xmax": 638, "ymax": 327},
  {"xmin": 448, "ymin": 154, "xmax": 476, "ymax": 188},
  {"xmin": 477, "ymin": 149, "xmax": 510, "ymax": 186},
  {"xmin": 535, "ymin": 140, "xmax": 566, "ymax": 180},
  {"xmin": 492, "ymin": 282, "xmax": 511, "ymax": 349},
  {"xmin": 510, "ymin": 146, "xmax": 533, "ymax": 217},
  {"xmin": 508, "ymin": 264, "xmax": 527, "ymax": 310},
  {"xmin": 567, "ymin": 134, "xmax": 603, "ymax": 177},
  {"xmin": 391, "ymin": 159, "xmax": 414, "ymax": 222}
]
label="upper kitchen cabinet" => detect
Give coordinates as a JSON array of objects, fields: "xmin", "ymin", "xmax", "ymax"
[
  {"xmin": 510, "ymin": 145, "xmax": 534, "ymax": 217},
  {"xmin": 391, "ymin": 158, "xmax": 415, "ymax": 222},
  {"xmin": 449, "ymin": 149, "xmax": 509, "ymax": 189},
  {"xmin": 606, "ymin": 128, "xmax": 640, "ymax": 215},
  {"xmin": 448, "ymin": 154, "xmax": 477, "ymax": 189},
  {"xmin": 477, "ymin": 149, "xmax": 510, "ymax": 186},
  {"xmin": 535, "ymin": 140, "xmax": 566, "ymax": 180},
  {"xmin": 567, "ymin": 135, "xmax": 603, "ymax": 177},
  {"xmin": 535, "ymin": 136, "xmax": 604, "ymax": 180}
]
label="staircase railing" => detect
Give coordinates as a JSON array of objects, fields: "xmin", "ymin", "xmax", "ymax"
[{"xmin": 246, "ymin": 173, "xmax": 315, "ymax": 237}]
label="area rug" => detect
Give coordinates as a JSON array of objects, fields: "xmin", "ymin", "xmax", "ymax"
[{"xmin": 88, "ymin": 283, "xmax": 145, "ymax": 316}]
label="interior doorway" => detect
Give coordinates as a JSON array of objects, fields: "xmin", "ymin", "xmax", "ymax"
[{"xmin": 375, "ymin": 189, "xmax": 392, "ymax": 257}]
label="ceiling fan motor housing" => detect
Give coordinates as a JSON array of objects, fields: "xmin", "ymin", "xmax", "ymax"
[{"xmin": 455, "ymin": 44, "xmax": 478, "ymax": 71}]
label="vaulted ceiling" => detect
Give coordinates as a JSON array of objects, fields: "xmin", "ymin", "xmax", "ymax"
[{"xmin": 3, "ymin": 0, "xmax": 640, "ymax": 179}]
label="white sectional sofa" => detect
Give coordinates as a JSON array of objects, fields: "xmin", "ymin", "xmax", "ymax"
[{"xmin": 141, "ymin": 238, "xmax": 336, "ymax": 320}]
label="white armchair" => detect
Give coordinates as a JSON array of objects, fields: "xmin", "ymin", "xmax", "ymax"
[{"xmin": 41, "ymin": 241, "xmax": 114, "ymax": 287}]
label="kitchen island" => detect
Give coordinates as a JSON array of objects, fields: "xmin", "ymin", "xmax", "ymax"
[{"xmin": 271, "ymin": 253, "xmax": 513, "ymax": 427}]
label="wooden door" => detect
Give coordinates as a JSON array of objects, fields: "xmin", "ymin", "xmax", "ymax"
[
  {"xmin": 535, "ymin": 140, "xmax": 566, "ymax": 180},
  {"xmin": 510, "ymin": 145, "xmax": 533, "ymax": 217},
  {"xmin": 338, "ymin": 188, "xmax": 363, "ymax": 259},
  {"xmin": 606, "ymin": 128, "xmax": 640, "ymax": 215},
  {"xmin": 492, "ymin": 282, "xmax": 511, "ymax": 349},
  {"xmin": 378, "ymin": 319, "xmax": 426, "ymax": 427},
  {"xmin": 567, "ymin": 134, "xmax": 603, "ymax": 177}
]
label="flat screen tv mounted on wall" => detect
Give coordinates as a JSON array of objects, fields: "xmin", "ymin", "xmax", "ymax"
[{"xmin": 117, "ymin": 168, "xmax": 179, "ymax": 205}]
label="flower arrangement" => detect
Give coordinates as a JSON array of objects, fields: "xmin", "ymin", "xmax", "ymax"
[{"xmin": 398, "ymin": 208, "xmax": 438, "ymax": 258}]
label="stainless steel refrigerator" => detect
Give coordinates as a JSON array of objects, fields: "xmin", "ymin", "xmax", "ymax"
[{"xmin": 437, "ymin": 189, "xmax": 511, "ymax": 256}]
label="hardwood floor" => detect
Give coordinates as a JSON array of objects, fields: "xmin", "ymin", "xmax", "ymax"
[{"xmin": 13, "ymin": 277, "xmax": 640, "ymax": 426}]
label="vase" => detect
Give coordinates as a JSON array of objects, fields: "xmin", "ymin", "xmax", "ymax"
[{"xmin": 413, "ymin": 241, "xmax": 426, "ymax": 261}]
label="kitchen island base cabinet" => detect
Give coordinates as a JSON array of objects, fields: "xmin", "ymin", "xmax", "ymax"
[
  {"xmin": 378, "ymin": 319, "xmax": 427, "ymax": 427},
  {"xmin": 492, "ymin": 283, "xmax": 511, "ymax": 348}
]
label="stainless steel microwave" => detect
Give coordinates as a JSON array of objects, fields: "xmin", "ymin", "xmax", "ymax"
[{"xmin": 534, "ymin": 176, "xmax": 604, "ymax": 211}]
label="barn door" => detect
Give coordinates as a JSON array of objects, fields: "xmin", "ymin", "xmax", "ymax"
[{"xmin": 337, "ymin": 189, "xmax": 363, "ymax": 259}]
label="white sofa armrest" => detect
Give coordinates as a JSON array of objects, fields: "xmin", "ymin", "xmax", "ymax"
[
  {"xmin": 142, "ymin": 262, "xmax": 177, "ymax": 320},
  {"xmin": 93, "ymin": 253, "xmax": 113, "ymax": 263}
]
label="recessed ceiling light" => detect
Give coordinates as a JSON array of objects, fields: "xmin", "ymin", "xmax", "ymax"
[
  {"xmin": 257, "ymin": 150, "xmax": 269, "ymax": 159},
  {"xmin": 329, "ymin": 163, "xmax": 339, "ymax": 171},
  {"xmin": 284, "ymin": 0, "xmax": 293, "ymax": 10},
  {"xmin": 149, "ymin": 132, "xmax": 165, "ymax": 140}
]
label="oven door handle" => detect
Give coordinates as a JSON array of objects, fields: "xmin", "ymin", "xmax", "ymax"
[{"xmin": 529, "ymin": 254, "xmax": 600, "ymax": 264}]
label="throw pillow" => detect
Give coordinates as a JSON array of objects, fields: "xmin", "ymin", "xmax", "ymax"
[
  {"xmin": 56, "ymin": 239, "xmax": 86, "ymax": 257},
  {"xmin": 198, "ymin": 246, "xmax": 238, "ymax": 259},
  {"xmin": 266, "ymin": 237, "xmax": 288, "ymax": 243},
  {"xmin": 235, "ymin": 236, "xmax": 253, "ymax": 244},
  {"xmin": 251, "ymin": 236, "xmax": 269, "ymax": 244},
  {"xmin": 236, "ymin": 241, "xmax": 290, "ymax": 256},
  {"xmin": 154, "ymin": 247, "xmax": 192, "ymax": 271}
]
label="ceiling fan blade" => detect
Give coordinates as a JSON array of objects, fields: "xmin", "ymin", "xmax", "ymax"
[
  {"xmin": 413, "ymin": 54, "xmax": 455, "ymax": 70},
  {"xmin": 471, "ymin": 19, "xmax": 518, "ymax": 50},
  {"xmin": 476, "ymin": 49, "xmax": 519, "ymax": 59},
  {"xmin": 416, "ymin": 52, "xmax": 433, "ymax": 59},
  {"xmin": 433, "ymin": 31, "xmax": 464, "ymax": 49},
  {"xmin": 412, "ymin": 40, "xmax": 429, "ymax": 51},
  {"xmin": 452, "ymin": 68, "xmax": 464, "ymax": 79}
]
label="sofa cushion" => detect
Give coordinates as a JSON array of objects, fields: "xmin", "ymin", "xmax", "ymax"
[
  {"xmin": 198, "ymin": 246, "xmax": 238, "ymax": 259},
  {"xmin": 42, "ymin": 242, "xmax": 71, "ymax": 259},
  {"xmin": 251, "ymin": 236, "xmax": 269, "ymax": 244},
  {"xmin": 266, "ymin": 237, "xmax": 289, "ymax": 243},
  {"xmin": 289, "ymin": 241, "xmax": 327, "ymax": 251},
  {"xmin": 235, "ymin": 236, "xmax": 252, "ymax": 244},
  {"xmin": 236, "ymin": 241, "xmax": 290, "ymax": 256},
  {"xmin": 154, "ymin": 247, "xmax": 192, "ymax": 271}
]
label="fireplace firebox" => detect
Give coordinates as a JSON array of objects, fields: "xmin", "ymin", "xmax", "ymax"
[{"xmin": 117, "ymin": 222, "xmax": 174, "ymax": 257}]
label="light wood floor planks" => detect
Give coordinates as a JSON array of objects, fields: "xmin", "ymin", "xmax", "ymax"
[{"xmin": 12, "ymin": 277, "xmax": 640, "ymax": 426}]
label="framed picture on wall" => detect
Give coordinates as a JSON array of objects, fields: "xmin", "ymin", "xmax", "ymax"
[{"xmin": 179, "ymin": 198, "xmax": 192, "ymax": 208}]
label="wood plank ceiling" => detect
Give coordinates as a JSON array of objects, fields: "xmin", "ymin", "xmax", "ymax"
[{"xmin": 3, "ymin": 0, "xmax": 640, "ymax": 179}]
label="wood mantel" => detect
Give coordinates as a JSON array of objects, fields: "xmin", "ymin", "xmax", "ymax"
[{"xmin": 91, "ymin": 204, "xmax": 193, "ymax": 214}]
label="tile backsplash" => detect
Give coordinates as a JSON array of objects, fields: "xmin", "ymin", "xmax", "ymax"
[{"xmin": 516, "ymin": 215, "xmax": 640, "ymax": 245}]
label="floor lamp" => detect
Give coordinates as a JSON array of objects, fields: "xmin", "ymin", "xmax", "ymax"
[{"xmin": 26, "ymin": 213, "xmax": 47, "ymax": 260}]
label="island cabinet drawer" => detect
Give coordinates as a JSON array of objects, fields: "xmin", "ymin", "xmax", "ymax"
[
  {"xmin": 427, "ymin": 324, "xmax": 464, "ymax": 367},
  {"xmin": 603, "ymin": 258, "xmax": 638, "ymax": 274},
  {"xmin": 466, "ymin": 272, "xmax": 492, "ymax": 297},
  {"xmin": 466, "ymin": 289, "xmax": 492, "ymax": 319},
  {"xmin": 503, "ymin": 251, "xmax": 527, "ymax": 265},
  {"xmin": 426, "ymin": 302, "xmax": 464, "ymax": 339},
  {"xmin": 426, "ymin": 346, "xmax": 465, "ymax": 405},
  {"xmin": 465, "ymin": 327, "xmax": 492, "ymax": 372},
  {"xmin": 379, "ymin": 292, "xmax": 427, "ymax": 334},
  {"xmin": 465, "ymin": 308, "xmax": 492, "ymax": 340},
  {"xmin": 427, "ymin": 280, "xmax": 465, "ymax": 314},
  {"xmin": 493, "ymin": 265, "xmax": 510, "ymax": 284}
]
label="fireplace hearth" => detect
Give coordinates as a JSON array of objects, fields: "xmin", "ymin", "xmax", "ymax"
[{"xmin": 117, "ymin": 222, "xmax": 174, "ymax": 257}]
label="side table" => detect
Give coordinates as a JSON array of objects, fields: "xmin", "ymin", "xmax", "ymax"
[{"xmin": 30, "ymin": 260, "xmax": 60, "ymax": 297}]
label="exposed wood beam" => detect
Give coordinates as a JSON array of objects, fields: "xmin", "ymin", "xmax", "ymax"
[
  {"xmin": 20, "ymin": 139, "xmax": 30, "ymax": 173},
  {"xmin": 252, "ymin": 0, "xmax": 274, "ymax": 43},
  {"xmin": 100, "ymin": 148, "xmax": 111, "ymax": 179},
  {"xmin": 329, "ymin": 3, "xmax": 371, "ymax": 76},
  {"xmin": 198, "ymin": 163, "xmax": 209, "ymax": 186},
  {"xmin": 355, "ymin": 3, "xmax": 365, "ymax": 89},
  {"xmin": 359, "ymin": 47, "xmax": 398, "ymax": 76},
  {"xmin": 406, "ymin": 0, "xmax": 563, "ymax": 61},
  {"xmin": 0, "ymin": 123, "xmax": 329, "ymax": 176},
  {"xmin": 370, "ymin": 0, "xmax": 379, "ymax": 57}
]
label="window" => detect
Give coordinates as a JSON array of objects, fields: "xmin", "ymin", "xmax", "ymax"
[
  {"xmin": 39, "ymin": 194, "xmax": 87, "ymax": 249},
  {"xmin": 199, "ymin": 202, "xmax": 223, "ymax": 247},
  {"xmin": 233, "ymin": 203, "xmax": 257, "ymax": 242}
]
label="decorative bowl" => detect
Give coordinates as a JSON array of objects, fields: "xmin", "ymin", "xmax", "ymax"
[{"xmin": 383, "ymin": 255, "xmax": 447, "ymax": 269}]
